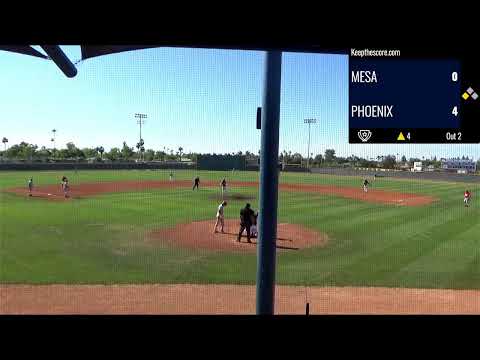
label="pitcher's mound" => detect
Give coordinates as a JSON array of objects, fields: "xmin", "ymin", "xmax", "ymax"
[
  {"xmin": 207, "ymin": 193, "xmax": 256, "ymax": 201},
  {"xmin": 149, "ymin": 219, "xmax": 328, "ymax": 252}
]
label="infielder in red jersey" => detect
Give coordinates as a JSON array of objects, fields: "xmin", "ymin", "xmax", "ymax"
[{"xmin": 464, "ymin": 190, "xmax": 471, "ymax": 207}]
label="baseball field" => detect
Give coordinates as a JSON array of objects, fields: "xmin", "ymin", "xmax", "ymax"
[{"xmin": 1, "ymin": 169, "xmax": 480, "ymax": 314}]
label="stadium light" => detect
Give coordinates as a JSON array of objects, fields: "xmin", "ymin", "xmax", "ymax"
[
  {"xmin": 304, "ymin": 119, "xmax": 317, "ymax": 169},
  {"xmin": 135, "ymin": 113, "xmax": 147, "ymax": 161}
]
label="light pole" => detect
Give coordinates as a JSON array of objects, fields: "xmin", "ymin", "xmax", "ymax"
[
  {"xmin": 304, "ymin": 119, "xmax": 316, "ymax": 169},
  {"xmin": 135, "ymin": 113, "xmax": 147, "ymax": 161}
]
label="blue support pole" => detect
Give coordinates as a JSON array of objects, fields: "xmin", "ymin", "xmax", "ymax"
[
  {"xmin": 41, "ymin": 45, "xmax": 78, "ymax": 78},
  {"xmin": 256, "ymin": 51, "xmax": 282, "ymax": 315}
]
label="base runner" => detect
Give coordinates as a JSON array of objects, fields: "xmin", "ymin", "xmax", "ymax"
[
  {"xmin": 28, "ymin": 178, "xmax": 33, "ymax": 196},
  {"xmin": 363, "ymin": 178, "xmax": 370, "ymax": 193},
  {"xmin": 61, "ymin": 176, "xmax": 70, "ymax": 198},
  {"xmin": 213, "ymin": 201, "xmax": 227, "ymax": 233},
  {"xmin": 221, "ymin": 178, "xmax": 227, "ymax": 198}
]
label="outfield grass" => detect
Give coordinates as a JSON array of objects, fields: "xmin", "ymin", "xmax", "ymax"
[{"xmin": 1, "ymin": 169, "xmax": 479, "ymax": 289}]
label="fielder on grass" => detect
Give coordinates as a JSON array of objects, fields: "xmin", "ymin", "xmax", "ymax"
[{"xmin": 464, "ymin": 190, "xmax": 472, "ymax": 207}]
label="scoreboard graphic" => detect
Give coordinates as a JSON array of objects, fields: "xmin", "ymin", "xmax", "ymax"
[{"xmin": 348, "ymin": 49, "xmax": 480, "ymax": 143}]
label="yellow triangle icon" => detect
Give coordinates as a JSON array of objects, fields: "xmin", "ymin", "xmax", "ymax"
[{"xmin": 397, "ymin": 132, "xmax": 405, "ymax": 141}]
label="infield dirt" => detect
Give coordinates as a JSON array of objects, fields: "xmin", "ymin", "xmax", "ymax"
[{"xmin": 7, "ymin": 180, "xmax": 436, "ymax": 206}]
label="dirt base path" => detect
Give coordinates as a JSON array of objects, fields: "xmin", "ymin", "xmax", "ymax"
[
  {"xmin": 7, "ymin": 180, "xmax": 436, "ymax": 206},
  {"xmin": 2, "ymin": 284, "xmax": 480, "ymax": 314}
]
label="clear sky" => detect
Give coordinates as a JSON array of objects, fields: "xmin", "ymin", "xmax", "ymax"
[{"xmin": 0, "ymin": 46, "xmax": 478, "ymax": 160}]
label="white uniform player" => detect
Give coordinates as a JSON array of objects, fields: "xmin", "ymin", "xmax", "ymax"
[
  {"xmin": 250, "ymin": 212, "xmax": 259, "ymax": 237},
  {"xmin": 213, "ymin": 201, "xmax": 227, "ymax": 233}
]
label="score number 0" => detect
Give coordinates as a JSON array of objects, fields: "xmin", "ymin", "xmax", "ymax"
[{"xmin": 452, "ymin": 71, "xmax": 458, "ymax": 116}]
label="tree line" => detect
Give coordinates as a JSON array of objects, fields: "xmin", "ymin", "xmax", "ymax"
[
  {"xmin": 0, "ymin": 141, "xmax": 264, "ymax": 163},
  {"xmin": 0, "ymin": 141, "xmax": 192, "ymax": 163},
  {"xmin": 278, "ymin": 149, "xmax": 467, "ymax": 169},
  {"xmin": 1, "ymin": 140, "xmax": 478, "ymax": 170}
]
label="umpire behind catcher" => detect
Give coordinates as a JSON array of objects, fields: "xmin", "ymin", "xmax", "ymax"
[{"xmin": 238, "ymin": 203, "xmax": 255, "ymax": 243}]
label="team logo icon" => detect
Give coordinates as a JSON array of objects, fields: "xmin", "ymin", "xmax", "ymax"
[{"xmin": 358, "ymin": 130, "xmax": 372, "ymax": 142}]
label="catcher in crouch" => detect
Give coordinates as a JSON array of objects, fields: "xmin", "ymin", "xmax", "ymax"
[{"xmin": 250, "ymin": 212, "xmax": 259, "ymax": 238}]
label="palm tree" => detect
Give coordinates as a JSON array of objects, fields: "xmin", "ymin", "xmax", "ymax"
[
  {"xmin": 50, "ymin": 129, "xmax": 57, "ymax": 159},
  {"xmin": 178, "ymin": 147, "xmax": 183, "ymax": 161},
  {"xmin": 51, "ymin": 129, "xmax": 57, "ymax": 148},
  {"xmin": 2, "ymin": 137, "xmax": 7, "ymax": 151}
]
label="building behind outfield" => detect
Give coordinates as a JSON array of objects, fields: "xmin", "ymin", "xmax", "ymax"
[{"xmin": 441, "ymin": 158, "xmax": 477, "ymax": 173}]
